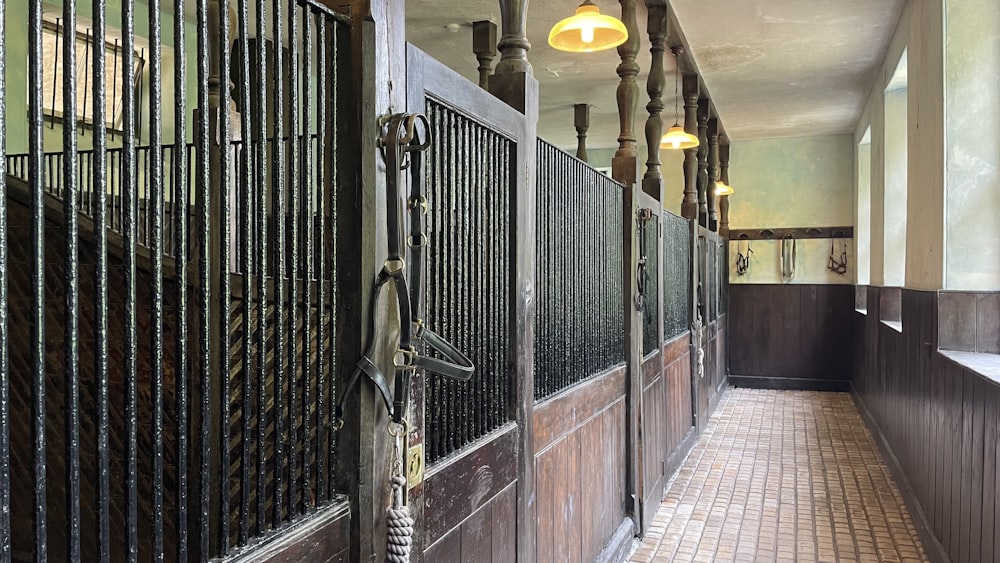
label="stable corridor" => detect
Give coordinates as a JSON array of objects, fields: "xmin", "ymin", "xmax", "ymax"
[{"xmin": 629, "ymin": 389, "xmax": 928, "ymax": 563}]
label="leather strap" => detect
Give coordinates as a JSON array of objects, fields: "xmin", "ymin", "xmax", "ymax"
[{"xmin": 335, "ymin": 113, "xmax": 475, "ymax": 428}]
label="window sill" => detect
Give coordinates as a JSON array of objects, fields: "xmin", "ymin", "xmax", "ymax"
[
  {"xmin": 855, "ymin": 308, "xmax": 868, "ymax": 315},
  {"xmin": 939, "ymin": 350, "xmax": 1000, "ymax": 386},
  {"xmin": 880, "ymin": 320, "xmax": 902, "ymax": 333}
]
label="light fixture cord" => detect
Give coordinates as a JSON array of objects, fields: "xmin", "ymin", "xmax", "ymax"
[{"xmin": 674, "ymin": 52, "xmax": 680, "ymax": 123}]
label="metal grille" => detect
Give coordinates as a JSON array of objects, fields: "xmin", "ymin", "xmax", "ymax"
[
  {"xmin": 719, "ymin": 239, "xmax": 728, "ymax": 317},
  {"xmin": 641, "ymin": 214, "xmax": 659, "ymax": 356},
  {"xmin": 708, "ymin": 238, "xmax": 718, "ymax": 320},
  {"xmin": 534, "ymin": 139, "xmax": 625, "ymax": 400},
  {"xmin": 662, "ymin": 212, "xmax": 691, "ymax": 341},
  {"xmin": 0, "ymin": 0, "xmax": 351, "ymax": 560},
  {"xmin": 422, "ymin": 100, "xmax": 514, "ymax": 464}
]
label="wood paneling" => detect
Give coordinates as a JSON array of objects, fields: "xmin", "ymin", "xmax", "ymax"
[
  {"xmin": 730, "ymin": 284, "xmax": 854, "ymax": 384},
  {"xmin": 534, "ymin": 372, "xmax": 628, "ymax": 563},
  {"xmin": 225, "ymin": 503, "xmax": 350, "ymax": 563},
  {"xmin": 852, "ymin": 287, "xmax": 1000, "ymax": 563},
  {"xmin": 423, "ymin": 484, "xmax": 516, "ymax": 563}
]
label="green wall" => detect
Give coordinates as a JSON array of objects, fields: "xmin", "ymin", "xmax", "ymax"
[{"xmin": 728, "ymin": 134, "xmax": 855, "ymax": 285}]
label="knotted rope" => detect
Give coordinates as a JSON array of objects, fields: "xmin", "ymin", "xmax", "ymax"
[{"xmin": 386, "ymin": 473, "xmax": 413, "ymax": 562}]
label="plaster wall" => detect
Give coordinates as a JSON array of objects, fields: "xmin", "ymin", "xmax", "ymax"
[
  {"xmin": 883, "ymin": 86, "xmax": 907, "ymax": 287},
  {"xmin": 583, "ymin": 145, "xmax": 684, "ymax": 217},
  {"xmin": 727, "ymin": 135, "xmax": 854, "ymax": 285},
  {"xmin": 944, "ymin": 0, "xmax": 1000, "ymax": 290},
  {"xmin": 856, "ymin": 141, "xmax": 871, "ymax": 285}
]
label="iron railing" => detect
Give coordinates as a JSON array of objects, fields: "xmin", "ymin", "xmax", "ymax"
[
  {"xmin": 641, "ymin": 212, "xmax": 659, "ymax": 356},
  {"xmin": 422, "ymin": 99, "xmax": 514, "ymax": 464},
  {"xmin": 0, "ymin": 0, "xmax": 351, "ymax": 560},
  {"xmin": 662, "ymin": 212, "xmax": 692, "ymax": 341},
  {"xmin": 534, "ymin": 139, "xmax": 626, "ymax": 400}
]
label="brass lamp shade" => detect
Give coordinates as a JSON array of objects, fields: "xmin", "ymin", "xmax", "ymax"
[
  {"xmin": 548, "ymin": 1, "xmax": 628, "ymax": 53},
  {"xmin": 715, "ymin": 180, "xmax": 734, "ymax": 196},
  {"xmin": 660, "ymin": 123, "xmax": 700, "ymax": 150}
]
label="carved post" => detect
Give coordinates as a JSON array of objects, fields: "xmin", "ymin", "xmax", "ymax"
[
  {"xmin": 611, "ymin": 0, "xmax": 640, "ymax": 186},
  {"xmin": 574, "ymin": 103, "xmax": 589, "ymax": 162},
  {"xmin": 494, "ymin": 0, "xmax": 531, "ymax": 76},
  {"xmin": 719, "ymin": 143, "xmax": 731, "ymax": 237},
  {"xmin": 696, "ymin": 98, "xmax": 709, "ymax": 227},
  {"xmin": 473, "ymin": 20, "xmax": 498, "ymax": 90},
  {"xmin": 642, "ymin": 3, "xmax": 667, "ymax": 200},
  {"xmin": 681, "ymin": 74, "xmax": 699, "ymax": 220},
  {"xmin": 707, "ymin": 117, "xmax": 719, "ymax": 231}
]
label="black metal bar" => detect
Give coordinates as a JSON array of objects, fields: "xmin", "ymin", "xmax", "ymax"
[
  {"xmin": 27, "ymin": 1, "xmax": 48, "ymax": 560},
  {"xmin": 51, "ymin": 18, "xmax": 61, "ymax": 129},
  {"xmin": 148, "ymin": 0, "xmax": 166, "ymax": 557},
  {"xmin": 315, "ymin": 12, "xmax": 327, "ymax": 502},
  {"xmin": 195, "ymin": 0, "xmax": 212, "ymax": 556},
  {"xmin": 0, "ymin": 0, "xmax": 10, "ymax": 560},
  {"xmin": 271, "ymin": 0, "xmax": 287, "ymax": 527},
  {"xmin": 61, "ymin": 0, "xmax": 83, "ymax": 557},
  {"xmin": 121, "ymin": 0, "xmax": 140, "ymax": 555},
  {"xmin": 82, "ymin": 29, "xmax": 90, "ymax": 137},
  {"xmin": 254, "ymin": 0, "xmax": 269, "ymax": 534},
  {"xmin": 301, "ymin": 3, "xmax": 314, "ymax": 512},
  {"xmin": 219, "ymin": 0, "xmax": 233, "ymax": 550},
  {"xmin": 288, "ymin": 0, "xmax": 300, "ymax": 516},
  {"xmin": 173, "ymin": 0, "xmax": 190, "ymax": 559},
  {"xmin": 237, "ymin": 0, "xmax": 253, "ymax": 543}
]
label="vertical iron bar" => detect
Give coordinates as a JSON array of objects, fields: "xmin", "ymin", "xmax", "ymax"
[
  {"xmin": 326, "ymin": 15, "xmax": 339, "ymax": 491},
  {"xmin": 148, "ymin": 0, "xmax": 167, "ymax": 557},
  {"xmin": 0, "ymin": 0, "xmax": 9, "ymax": 559},
  {"xmin": 220, "ymin": 0, "xmax": 234, "ymax": 551},
  {"xmin": 61, "ymin": 0, "xmax": 83, "ymax": 557},
  {"xmin": 82, "ymin": 30, "xmax": 90, "ymax": 137},
  {"xmin": 254, "ymin": 0, "xmax": 268, "ymax": 534},
  {"xmin": 27, "ymin": 2, "xmax": 47, "ymax": 560},
  {"xmin": 236, "ymin": 0, "xmax": 253, "ymax": 543},
  {"xmin": 195, "ymin": 0, "xmax": 212, "ymax": 556},
  {"xmin": 111, "ymin": 41, "xmax": 119, "ymax": 131},
  {"xmin": 288, "ymin": 0, "xmax": 301, "ymax": 516},
  {"xmin": 315, "ymin": 13, "xmax": 327, "ymax": 502},
  {"xmin": 51, "ymin": 19, "xmax": 61, "ymax": 128},
  {"xmin": 271, "ymin": 0, "xmax": 287, "ymax": 526},
  {"xmin": 120, "ymin": 0, "xmax": 140, "ymax": 554},
  {"xmin": 173, "ymin": 0, "xmax": 190, "ymax": 558},
  {"xmin": 301, "ymin": 4, "xmax": 313, "ymax": 511}
]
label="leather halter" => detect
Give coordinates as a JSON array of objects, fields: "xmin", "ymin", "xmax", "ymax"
[{"xmin": 336, "ymin": 113, "xmax": 475, "ymax": 427}]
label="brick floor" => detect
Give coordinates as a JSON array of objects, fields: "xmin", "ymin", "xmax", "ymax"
[{"xmin": 628, "ymin": 388, "xmax": 928, "ymax": 563}]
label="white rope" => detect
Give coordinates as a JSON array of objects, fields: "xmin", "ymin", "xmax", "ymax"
[{"xmin": 386, "ymin": 472, "xmax": 413, "ymax": 562}]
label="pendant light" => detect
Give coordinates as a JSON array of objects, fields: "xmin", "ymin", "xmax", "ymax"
[
  {"xmin": 661, "ymin": 47, "xmax": 700, "ymax": 150},
  {"xmin": 548, "ymin": 0, "xmax": 628, "ymax": 53},
  {"xmin": 715, "ymin": 180, "xmax": 734, "ymax": 196}
]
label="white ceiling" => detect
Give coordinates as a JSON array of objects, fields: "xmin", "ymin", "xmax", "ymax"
[{"xmin": 407, "ymin": 0, "xmax": 906, "ymax": 147}]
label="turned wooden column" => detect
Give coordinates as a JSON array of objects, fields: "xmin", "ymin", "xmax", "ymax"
[
  {"xmin": 707, "ymin": 117, "xmax": 719, "ymax": 232},
  {"xmin": 642, "ymin": 3, "xmax": 667, "ymax": 199},
  {"xmin": 681, "ymin": 73, "xmax": 699, "ymax": 220},
  {"xmin": 696, "ymin": 98, "xmax": 709, "ymax": 227},
  {"xmin": 473, "ymin": 20, "xmax": 498, "ymax": 90},
  {"xmin": 574, "ymin": 103, "xmax": 589, "ymax": 162},
  {"xmin": 719, "ymin": 142, "xmax": 731, "ymax": 237},
  {"xmin": 611, "ymin": 0, "xmax": 640, "ymax": 186},
  {"xmin": 494, "ymin": 0, "xmax": 531, "ymax": 76}
]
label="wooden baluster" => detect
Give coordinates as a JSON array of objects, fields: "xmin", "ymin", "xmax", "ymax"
[
  {"xmin": 719, "ymin": 142, "xmax": 731, "ymax": 237},
  {"xmin": 574, "ymin": 103, "xmax": 589, "ymax": 162},
  {"xmin": 681, "ymin": 73, "xmax": 698, "ymax": 220},
  {"xmin": 642, "ymin": 3, "xmax": 667, "ymax": 200},
  {"xmin": 473, "ymin": 20, "xmax": 498, "ymax": 90},
  {"xmin": 611, "ymin": 0, "xmax": 640, "ymax": 186},
  {"xmin": 494, "ymin": 0, "xmax": 531, "ymax": 76},
  {"xmin": 707, "ymin": 117, "xmax": 719, "ymax": 231},
  {"xmin": 696, "ymin": 97, "xmax": 709, "ymax": 227}
]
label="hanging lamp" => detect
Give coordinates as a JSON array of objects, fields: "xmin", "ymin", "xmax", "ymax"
[
  {"xmin": 548, "ymin": 0, "xmax": 628, "ymax": 53},
  {"xmin": 715, "ymin": 180, "xmax": 734, "ymax": 196},
  {"xmin": 661, "ymin": 47, "xmax": 700, "ymax": 150}
]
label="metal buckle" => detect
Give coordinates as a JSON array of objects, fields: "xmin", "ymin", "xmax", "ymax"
[
  {"xmin": 412, "ymin": 318, "xmax": 426, "ymax": 338},
  {"xmin": 394, "ymin": 346, "xmax": 417, "ymax": 369},
  {"xmin": 408, "ymin": 196, "xmax": 428, "ymax": 215},
  {"xmin": 407, "ymin": 233, "xmax": 428, "ymax": 248},
  {"xmin": 384, "ymin": 257, "xmax": 406, "ymax": 274}
]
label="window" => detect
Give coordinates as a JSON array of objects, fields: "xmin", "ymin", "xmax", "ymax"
[{"xmin": 40, "ymin": 19, "xmax": 144, "ymax": 132}]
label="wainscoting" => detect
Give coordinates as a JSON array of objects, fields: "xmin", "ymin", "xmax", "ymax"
[{"xmin": 729, "ymin": 284, "xmax": 854, "ymax": 389}]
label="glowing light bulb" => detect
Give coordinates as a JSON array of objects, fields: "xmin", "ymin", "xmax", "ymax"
[
  {"xmin": 580, "ymin": 25, "xmax": 594, "ymax": 43},
  {"xmin": 671, "ymin": 138, "xmax": 681, "ymax": 149}
]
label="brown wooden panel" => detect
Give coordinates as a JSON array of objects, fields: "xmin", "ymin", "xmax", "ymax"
[
  {"xmin": 423, "ymin": 424, "xmax": 519, "ymax": 545},
  {"xmin": 491, "ymin": 485, "xmax": 517, "ymax": 563},
  {"xmin": 984, "ymin": 379, "xmax": 998, "ymax": 563},
  {"xmin": 549, "ymin": 433, "xmax": 582, "ymax": 563},
  {"xmin": 425, "ymin": 526, "xmax": 462, "ymax": 562},
  {"xmin": 972, "ymin": 374, "xmax": 987, "ymax": 563},
  {"xmin": 461, "ymin": 498, "xmax": 493, "ymax": 563},
  {"xmin": 533, "ymin": 365, "xmax": 627, "ymax": 453},
  {"xmin": 225, "ymin": 502, "xmax": 350, "ymax": 563}
]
